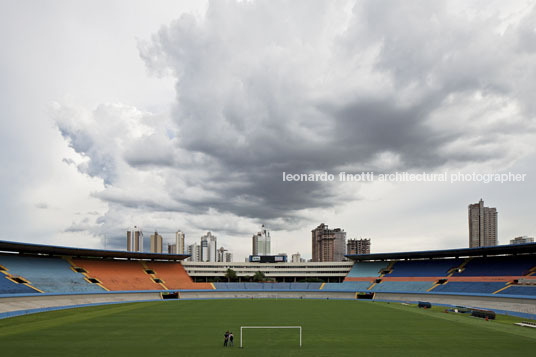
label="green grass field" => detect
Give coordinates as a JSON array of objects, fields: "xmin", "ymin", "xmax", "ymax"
[{"xmin": 1, "ymin": 299, "xmax": 535, "ymax": 356}]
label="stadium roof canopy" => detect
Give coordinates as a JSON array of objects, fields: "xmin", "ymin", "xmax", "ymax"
[
  {"xmin": 346, "ymin": 243, "xmax": 536, "ymax": 261},
  {"xmin": 0, "ymin": 240, "xmax": 190, "ymax": 261}
]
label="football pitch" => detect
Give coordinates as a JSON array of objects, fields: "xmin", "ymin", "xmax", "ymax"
[{"xmin": 1, "ymin": 299, "xmax": 535, "ymax": 356}]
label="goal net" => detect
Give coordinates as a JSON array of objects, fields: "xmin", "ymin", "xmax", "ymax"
[{"xmin": 240, "ymin": 326, "xmax": 302, "ymax": 348}]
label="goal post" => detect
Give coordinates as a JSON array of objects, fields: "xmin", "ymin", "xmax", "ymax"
[{"xmin": 240, "ymin": 326, "xmax": 302, "ymax": 348}]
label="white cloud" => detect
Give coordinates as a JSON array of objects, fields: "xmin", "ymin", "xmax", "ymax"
[{"xmin": 1, "ymin": 0, "xmax": 536, "ymax": 260}]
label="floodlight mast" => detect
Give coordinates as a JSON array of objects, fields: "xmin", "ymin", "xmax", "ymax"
[{"xmin": 239, "ymin": 326, "xmax": 302, "ymax": 348}]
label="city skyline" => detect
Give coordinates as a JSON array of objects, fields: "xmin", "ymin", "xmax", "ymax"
[
  {"xmin": 1, "ymin": 1, "xmax": 536, "ymax": 261},
  {"xmin": 122, "ymin": 198, "xmax": 533, "ymax": 261}
]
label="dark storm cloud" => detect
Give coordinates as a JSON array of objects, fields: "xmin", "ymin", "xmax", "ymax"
[
  {"xmin": 180, "ymin": 173, "xmax": 339, "ymax": 221},
  {"xmin": 326, "ymin": 98, "xmax": 446, "ymax": 169},
  {"xmin": 55, "ymin": 0, "xmax": 536, "ymax": 228}
]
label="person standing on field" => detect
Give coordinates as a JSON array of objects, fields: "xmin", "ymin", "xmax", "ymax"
[
  {"xmin": 229, "ymin": 332, "xmax": 234, "ymax": 347},
  {"xmin": 224, "ymin": 331, "xmax": 229, "ymax": 347}
]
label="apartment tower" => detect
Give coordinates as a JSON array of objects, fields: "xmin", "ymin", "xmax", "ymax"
[
  {"xmin": 201, "ymin": 232, "xmax": 217, "ymax": 262},
  {"xmin": 150, "ymin": 231, "xmax": 163, "ymax": 253},
  {"xmin": 126, "ymin": 226, "xmax": 143, "ymax": 252},
  {"xmin": 347, "ymin": 238, "xmax": 371, "ymax": 255},
  {"xmin": 312, "ymin": 223, "xmax": 346, "ymax": 262},
  {"xmin": 252, "ymin": 224, "xmax": 271, "ymax": 255},
  {"xmin": 468, "ymin": 199, "xmax": 498, "ymax": 248}
]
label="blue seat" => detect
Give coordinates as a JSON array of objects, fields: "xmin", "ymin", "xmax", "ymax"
[
  {"xmin": 214, "ymin": 282, "xmax": 322, "ymax": 290},
  {"xmin": 288, "ymin": 283, "xmax": 318, "ymax": 290},
  {"xmin": 496, "ymin": 285, "xmax": 536, "ymax": 296},
  {"xmin": 323, "ymin": 282, "xmax": 371, "ymax": 291},
  {"xmin": 0, "ymin": 255, "xmax": 105, "ymax": 293},
  {"xmin": 213, "ymin": 282, "xmax": 227, "ymax": 289},
  {"xmin": 213, "ymin": 282, "xmax": 248, "ymax": 289},
  {"xmin": 247, "ymin": 283, "xmax": 264, "ymax": 289},
  {"xmin": 370, "ymin": 281, "xmax": 435, "ymax": 292},
  {"xmin": 347, "ymin": 262, "xmax": 390, "ymax": 278},
  {"xmin": 306, "ymin": 282, "xmax": 323, "ymax": 290},
  {"xmin": 0, "ymin": 274, "xmax": 39, "ymax": 294},
  {"xmin": 432, "ymin": 282, "xmax": 507, "ymax": 294},
  {"xmin": 388, "ymin": 259, "xmax": 462, "ymax": 277},
  {"xmin": 452, "ymin": 256, "xmax": 536, "ymax": 277}
]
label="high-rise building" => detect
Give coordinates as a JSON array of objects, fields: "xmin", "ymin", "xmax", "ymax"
[
  {"xmin": 168, "ymin": 244, "xmax": 177, "ymax": 254},
  {"xmin": 175, "ymin": 230, "xmax": 185, "ymax": 254},
  {"xmin": 217, "ymin": 247, "xmax": 233, "ymax": 262},
  {"xmin": 150, "ymin": 231, "xmax": 163, "ymax": 253},
  {"xmin": 291, "ymin": 252, "xmax": 304, "ymax": 263},
  {"xmin": 201, "ymin": 232, "xmax": 217, "ymax": 262},
  {"xmin": 187, "ymin": 243, "xmax": 201, "ymax": 262},
  {"xmin": 126, "ymin": 226, "xmax": 143, "ymax": 252},
  {"xmin": 252, "ymin": 224, "xmax": 271, "ymax": 255},
  {"xmin": 468, "ymin": 199, "xmax": 498, "ymax": 248},
  {"xmin": 200, "ymin": 236, "xmax": 208, "ymax": 261},
  {"xmin": 208, "ymin": 235, "xmax": 217, "ymax": 262},
  {"xmin": 311, "ymin": 223, "xmax": 346, "ymax": 262},
  {"xmin": 510, "ymin": 236, "xmax": 534, "ymax": 245},
  {"xmin": 333, "ymin": 230, "xmax": 346, "ymax": 261},
  {"xmin": 347, "ymin": 238, "xmax": 371, "ymax": 255},
  {"xmin": 217, "ymin": 247, "xmax": 227, "ymax": 262}
]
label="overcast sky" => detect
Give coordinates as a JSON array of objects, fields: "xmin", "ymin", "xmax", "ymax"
[{"xmin": 1, "ymin": 0, "xmax": 535, "ymax": 260}]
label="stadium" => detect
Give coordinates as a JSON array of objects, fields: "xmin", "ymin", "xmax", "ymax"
[{"xmin": 1, "ymin": 240, "xmax": 535, "ymax": 356}]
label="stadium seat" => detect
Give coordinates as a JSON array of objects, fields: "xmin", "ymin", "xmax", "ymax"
[
  {"xmin": 496, "ymin": 285, "xmax": 536, "ymax": 296},
  {"xmin": 145, "ymin": 262, "xmax": 212, "ymax": 290},
  {"xmin": 431, "ymin": 282, "xmax": 507, "ymax": 294},
  {"xmin": 388, "ymin": 259, "xmax": 463, "ymax": 277},
  {"xmin": 2, "ymin": 250, "xmax": 535, "ymax": 297},
  {"xmin": 0, "ymin": 255, "xmax": 105, "ymax": 293},
  {"xmin": 452, "ymin": 256, "xmax": 536, "ymax": 277},
  {"xmin": 212, "ymin": 282, "xmax": 323, "ymax": 290},
  {"xmin": 72, "ymin": 258, "xmax": 162, "ymax": 291},
  {"xmin": 370, "ymin": 281, "xmax": 435, "ymax": 292},
  {"xmin": 340, "ymin": 257, "xmax": 536, "ymax": 297},
  {"xmin": 213, "ymin": 282, "xmax": 247, "ymax": 290},
  {"xmin": 323, "ymin": 282, "xmax": 371, "ymax": 291},
  {"xmin": 346, "ymin": 261, "xmax": 390, "ymax": 278},
  {"xmin": 306, "ymin": 282, "xmax": 323, "ymax": 290},
  {"xmin": 0, "ymin": 274, "xmax": 40, "ymax": 294}
]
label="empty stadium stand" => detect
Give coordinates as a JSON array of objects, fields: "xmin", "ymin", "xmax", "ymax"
[
  {"xmin": 0, "ymin": 273, "xmax": 39, "ymax": 294},
  {"xmin": 387, "ymin": 259, "xmax": 463, "ymax": 277},
  {"xmin": 0, "ymin": 254, "xmax": 104, "ymax": 294},
  {"xmin": 72, "ymin": 259, "xmax": 164, "ymax": 291},
  {"xmin": 0, "ymin": 255, "xmax": 213, "ymax": 295},
  {"xmin": 323, "ymin": 282, "xmax": 371, "ymax": 291},
  {"xmin": 295, "ymin": 282, "xmax": 323, "ymax": 289},
  {"xmin": 430, "ymin": 282, "xmax": 508, "ymax": 294},
  {"xmin": 0, "ymin": 241, "xmax": 535, "ymax": 301},
  {"xmin": 346, "ymin": 261, "xmax": 390, "ymax": 278},
  {"xmin": 212, "ymin": 282, "xmax": 322, "ymax": 290},
  {"xmin": 451, "ymin": 256, "xmax": 535, "ymax": 277},
  {"xmin": 497, "ymin": 285, "xmax": 536, "ymax": 296},
  {"xmin": 370, "ymin": 281, "xmax": 436, "ymax": 293},
  {"xmin": 144, "ymin": 261, "xmax": 212, "ymax": 290},
  {"xmin": 338, "ymin": 252, "xmax": 536, "ymax": 295}
]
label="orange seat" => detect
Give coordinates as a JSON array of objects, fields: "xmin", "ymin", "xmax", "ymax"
[
  {"xmin": 73, "ymin": 259, "xmax": 161, "ymax": 291},
  {"xmin": 146, "ymin": 262, "xmax": 212, "ymax": 290}
]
